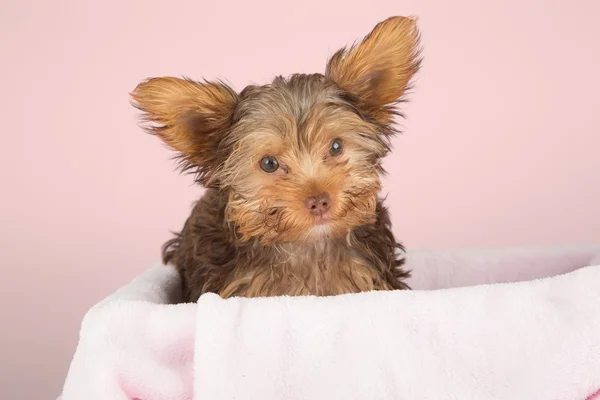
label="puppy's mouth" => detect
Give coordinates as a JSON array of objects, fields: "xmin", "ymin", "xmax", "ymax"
[{"xmin": 312, "ymin": 212, "xmax": 331, "ymax": 225}]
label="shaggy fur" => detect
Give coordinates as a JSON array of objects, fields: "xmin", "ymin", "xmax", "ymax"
[{"xmin": 130, "ymin": 16, "xmax": 422, "ymax": 301}]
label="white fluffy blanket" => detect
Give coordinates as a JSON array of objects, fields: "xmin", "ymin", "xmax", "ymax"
[{"xmin": 58, "ymin": 245, "xmax": 600, "ymax": 400}]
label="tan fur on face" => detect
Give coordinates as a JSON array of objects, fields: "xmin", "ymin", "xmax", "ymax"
[{"xmin": 218, "ymin": 79, "xmax": 385, "ymax": 245}]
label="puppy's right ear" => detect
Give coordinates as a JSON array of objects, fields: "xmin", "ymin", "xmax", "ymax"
[{"xmin": 130, "ymin": 77, "xmax": 238, "ymax": 185}]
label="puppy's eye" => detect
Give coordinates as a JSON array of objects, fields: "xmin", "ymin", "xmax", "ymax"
[
  {"xmin": 329, "ymin": 138, "xmax": 343, "ymax": 157},
  {"xmin": 259, "ymin": 156, "xmax": 279, "ymax": 173}
]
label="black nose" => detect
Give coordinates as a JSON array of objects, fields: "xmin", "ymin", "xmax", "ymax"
[{"xmin": 304, "ymin": 193, "xmax": 331, "ymax": 215}]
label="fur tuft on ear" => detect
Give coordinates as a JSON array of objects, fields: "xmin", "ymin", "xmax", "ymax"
[
  {"xmin": 325, "ymin": 16, "xmax": 422, "ymax": 122},
  {"xmin": 130, "ymin": 76, "xmax": 238, "ymax": 186}
]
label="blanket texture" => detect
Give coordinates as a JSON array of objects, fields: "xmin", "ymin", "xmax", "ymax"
[{"xmin": 58, "ymin": 245, "xmax": 600, "ymax": 400}]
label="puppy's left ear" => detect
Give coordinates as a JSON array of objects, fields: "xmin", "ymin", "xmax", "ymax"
[
  {"xmin": 326, "ymin": 16, "xmax": 422, "ymax": 123},
  {"xmin": 130, "ymin": 77, "xmax": 238, "ymax": 185}
]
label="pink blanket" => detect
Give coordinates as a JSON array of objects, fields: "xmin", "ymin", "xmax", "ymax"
[{"xmin": 58, "ymin": 245, "xmax": 600, "ymax": 400}]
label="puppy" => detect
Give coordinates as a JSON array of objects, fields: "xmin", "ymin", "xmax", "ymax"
[{"xmin": 131, "ymin": 16, "xmax": 422, "ymax": 301}]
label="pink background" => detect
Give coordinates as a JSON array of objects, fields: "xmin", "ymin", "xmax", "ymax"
[{"xmin": 1, "ymin": 0, "xmax": 599, "ymax": 398}]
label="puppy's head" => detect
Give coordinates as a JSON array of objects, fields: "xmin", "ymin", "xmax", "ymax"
[{"xmin": 131, "ymin": 16, "xmax": 421, "ymax": 245}]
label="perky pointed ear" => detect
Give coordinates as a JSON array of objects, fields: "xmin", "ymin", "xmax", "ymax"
[
  {"xmin": 130, "ymin": 76, "xmax": 238, "ymax": 185},
  {"xmin": 326, "ymin": 16, "xmax": 421, "ymax": 113}
]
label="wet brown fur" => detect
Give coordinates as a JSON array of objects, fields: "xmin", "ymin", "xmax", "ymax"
[{"xmin": 130, "ymin": 16, "xmax": 422, "ymax": 301}]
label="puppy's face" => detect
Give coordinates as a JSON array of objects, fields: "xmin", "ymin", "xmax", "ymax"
[
  {"xmin": 220, "ymin": 78, "xmax": 387, "ymax": 244},
  {"xmin": 131, "ymin": 16, "xmax": 421, "ymax": 245}
]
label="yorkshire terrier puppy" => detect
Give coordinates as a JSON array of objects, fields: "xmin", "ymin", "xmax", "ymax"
[{"xmin": 131, "ymin": 16, "xmax": 422, "ymax": 301}]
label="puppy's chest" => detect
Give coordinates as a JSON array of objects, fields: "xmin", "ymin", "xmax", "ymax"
[
  {"xmin": 221, "ymin": 244, "xmax": 386, "ymax": 298},
  {"xmin": 287, "ymin": 246, "xmax": 352, "ymax": 270}
]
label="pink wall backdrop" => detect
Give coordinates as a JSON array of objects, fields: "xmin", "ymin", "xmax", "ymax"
[{"xmin": 1, "ymin": 0, "xmax": 599, "ymax": 398}]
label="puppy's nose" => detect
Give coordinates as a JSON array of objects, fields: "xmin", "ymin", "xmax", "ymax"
[{"xmin": 304, "ymin": 193, "xmax": 331, "ymax": 215}]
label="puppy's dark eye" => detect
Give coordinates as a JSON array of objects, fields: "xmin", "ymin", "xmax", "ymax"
[
  {"xmin": 329, "ymin": 138, "xmax": 343, "ymax": 157},
  {"xmin": 259, "ymin": 156, "xmax": 279, "ymax": 173}
]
